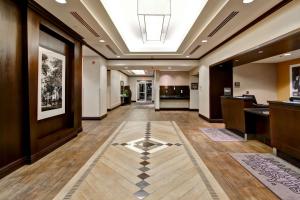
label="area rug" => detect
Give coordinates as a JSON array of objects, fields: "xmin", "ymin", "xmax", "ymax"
[
  {"xmin": 231, "ymin": 153, "xmax": 300, "ymax": 200},
  {"xmin": 200, "ymin": 128, "xmax": 244, "ymax": 142},
  {"xmin": 54, "ymin": 121, "xmax": 229, "ymax": 200}
]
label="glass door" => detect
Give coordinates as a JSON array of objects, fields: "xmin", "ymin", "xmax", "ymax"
[
  {"xmin": 137, "ymin": 81, "xmax": 146, "ymax": 102},
  {"xmin": 146, "ymin": 81, "xmax": 152, "ymax": 101}
]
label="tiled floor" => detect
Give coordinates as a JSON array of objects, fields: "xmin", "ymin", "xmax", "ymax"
[
  {"xmin": 54, "ymin": 121, "xmax": 228, "ymax": 200},
  {"xmin": 0, "ymin": 103, "xmax": 278, "ymax": 200}
]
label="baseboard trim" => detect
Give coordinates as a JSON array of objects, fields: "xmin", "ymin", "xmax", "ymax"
[
  {"xmin": 198, "ymin": 113, "xmax": 210, "ymax": 121},
  {"xmin": 158, "ymin": 108, "xmax": 190, "ymax": 111},
  {"xmin": 189, "ymin": 109, "xmax": 198, "ymax": 111},
  {"xmin": 82, "ymin": 113, "xmax": 107, "ymax": 120},
  {"xmin": 82, "ymin": 117, "xmax": 101, "ymax": 120},
  {"xmin": 77, "ymin": 127, "xmax": 83, "ymax": 133},
  {"xmin": 100, "ymin": 114, "xmax": 107, "ymax": 120},
  {"xmin": 108, "ymin": 104, "xmax": 121, "ymax": 111},
  {"xmin": 198, "ymin": 113, "xmax": 224, "ymax": 123},
  {"xmin": 29, "ymin": 130, "xmax": 78, "ymax": 164},
  {"xmin": 0, "ymin": 157, "xmax": 27, "ymax": 179}
]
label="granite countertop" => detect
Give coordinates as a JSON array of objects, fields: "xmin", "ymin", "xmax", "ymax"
[
  {"xmin": 221, "ymin": 96, "xmax": 254, "ymax": 100},
  {"xmin": 160, "ymin": 96, "xmax": 190, "ymax": 100},
  {"xmin": 244, "ymin": 108, "xmax": 270, "ymax": 116},
  {"xmin": 268, "ymin": 100, "xmax": 300, "ymax": 107}
]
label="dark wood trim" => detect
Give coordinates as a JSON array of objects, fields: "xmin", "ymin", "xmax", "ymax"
[
  {"xmin": 29, "ymin": 129, "xmax": 77, "ymax": 163},
  {"xmin": 189, "ymin": 109, "xmax": 198, "ymax": 111},
  {"xmin": 26, "ymin": 0, "xmax": 293, "ymax": 61},
  {"xmin": 82, "ymin": 114, "xmax": 107, "ymax": 120},
  {"xmin": 198, "ymin": 113, "xmax": 224, "ymax": 123},
  {"xmin": 155, "ymin": 109, "xmax": 160, "ymax": 112},
  {"xmin": 158, "ymin": 108, "xmax": 190, "ymax": 111},
  {"xmin": 198, "ymin": 113, "xmax": 210, "ymax": 122},
  {"xmin": 198, "ymin": 0, "xmax": 293, "ymax": 60},
  {"xmin": 108, "ymin": 104, "xmax": 121, "ymax": 111},
  {"xmin": 0, "ymin": 157, "xmax": 27, "ymax": 179},
  {"xmin": 118, "ymin": 70, "xmax": 129, "ymax": 77},
  {"xmin": 77, "ymin": 127, "xmax": 83, "ymax": 133},
  {"xmin": 82, "ymin": 117, "xmax": 101, "ymax": 120}
]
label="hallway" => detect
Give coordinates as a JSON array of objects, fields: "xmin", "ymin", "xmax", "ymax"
[{"xmin": 0, "ymin": 105, "xmax": 276, "ymax": 200}]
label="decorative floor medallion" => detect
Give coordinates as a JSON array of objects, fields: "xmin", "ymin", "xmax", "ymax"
[{"xmin": 54, "ymin": 121, "xmax": 229, "ymax": 200}]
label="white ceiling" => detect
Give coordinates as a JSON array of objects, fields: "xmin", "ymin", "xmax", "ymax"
[
  {"xmin": 100, "ymin": 0, "xmax": 207, "ymax": 52},
  {"xmin": 35, "ymin": 0, "xmax": 282, "ymax": 59},
  {"xmin": 254, "ymin": 49, "xmax": 300, "ymax": 63}
]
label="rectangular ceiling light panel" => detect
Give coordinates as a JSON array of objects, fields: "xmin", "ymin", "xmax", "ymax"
[
  {"xmin": 132, "ymin": 70, "xmax": 146, "ymax": 75},
  {"xmin": 138, "ymin": 0, "xmax": 171, "ymax": 42}
]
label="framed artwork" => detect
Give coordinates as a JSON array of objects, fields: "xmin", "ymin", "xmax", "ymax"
[
  {"xmin": 191, "ymin": 83, "xmax": 198, "ymax": 90},
  {"xmin": 290, "ymin": 64, "xmax": 300, "ymax": 97},
  {"xmin": 37, "ymin": 47, "xmax": 66, "ymax": 120}
]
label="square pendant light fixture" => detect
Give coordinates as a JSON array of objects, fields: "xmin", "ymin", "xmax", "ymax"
[{"xmin": 137, "ymin": 0, "xmax": 171, "ymax": 43}]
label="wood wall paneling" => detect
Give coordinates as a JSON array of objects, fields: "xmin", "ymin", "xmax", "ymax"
[
  {"xmin": 209, "ymin": 63, "xmax": 233, "ymax": 120},
  {"xmin": 0, "ymin": 0, "xmax": 26, "ymax": 178},
  {"xmin": 1, "ymin": 0, "xmax": 83, "ymax": 178},
  {"xmin": 27, "ymin": 8, "xmax": 82, "ymax": 163}
]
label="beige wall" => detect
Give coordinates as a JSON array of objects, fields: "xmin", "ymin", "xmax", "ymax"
[
  {"xmin": 108, "ymin": 70, "xmax": 128, "ymax": 109},
  {"xmin": 198, "ymin": 1, "xmax": 300, "ymax": 118},
  {"xmin": 233, "ymin": 63, "xmax": 277, "ymax": 104},
  {"xmin": 82, "ymin": 56, "xmax": 107, "ymax": 117},
  {"xmin": 159, "ymin": 71, "xmax": 190, "ymax": 85}
]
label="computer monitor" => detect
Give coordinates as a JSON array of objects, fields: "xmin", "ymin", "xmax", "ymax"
[{"xmin": 242, "ymin": 94, "xmax": 257, "ymax": 104}]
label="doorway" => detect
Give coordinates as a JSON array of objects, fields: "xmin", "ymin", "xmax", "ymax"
[{"xmin": 137, "ymin": 80, "xmax": 152, "ymax": 102}]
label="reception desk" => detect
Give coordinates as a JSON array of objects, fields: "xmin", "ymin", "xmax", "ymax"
[
  {"xmin": 221, "ymin": 96, "xmax": 256, "ymax": 135},
  {"xmin": 269, "ymin": 101, "xmax": 300, "ymax": 162},
  {"xmin": 159, "ymin": 86, "xmax": 190, "ymax": 109},
  {"xmin": 160, "ymin": 96, "xmax": 190, "ymax": 109},
  {"xmin": 244, "ymin": 108, "xmax": 270, "ymax": 144}
]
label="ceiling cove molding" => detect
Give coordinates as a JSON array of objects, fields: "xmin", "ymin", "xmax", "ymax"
[
  {"xmin": 179, "ymin": 0, "xmax": 229, "ymax": 54},
  {"xmin": 107, "ymin": 60, "xmax": 200, "ymax": 67},
  {"xmin": 80, "ymin": 0, "xmax": 129, "ymax": 53},
  {"xmin": 197, "ymin": 0, "xmax": 294, "ymax": 60},
  {"xmin": 81, "ymin": 0, "xmax": 222, "ymax": 57}
]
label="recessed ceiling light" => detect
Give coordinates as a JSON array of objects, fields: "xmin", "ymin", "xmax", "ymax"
[
  {"xmin": 201, "ymin": 40, "xmax": 208, "ymax": 43},
  {"xmin": 186, "ymin": 55, "xmax": 190, "ymax": 58},
  {"xmin": 99, "ymin": 39, "xmax": 105, "ymax": 43},
  {"xmin": 132, "ymin": 70, "xmax": 145, "ymax": 75},
  {"xmin": 243, "ymin": 0, "xmax": 254, "ymax": 4},
  {"xmin": 168, "ymin": 67, "xmax": 172, "ymax": 69},
  {"xmin": 55, "ymin": 0, "xmax": 67, "ymax": 4},
  {"xmin": 116, "ymin": 56, "xmax": 120, "ymax": 58},
  {"xmin": 284, "ymin": 53, "xmax": 292, "ymax": 56},
  {"xmin": 258, "ymin": 50, "xmax": 263, "ymax": 54}
]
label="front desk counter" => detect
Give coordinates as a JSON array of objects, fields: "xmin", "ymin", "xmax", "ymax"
[
  {"xmin": 221, "ymin": 96, "xmax": 257, "ymax": 136},
  {"xmin": 159, "ymin": 96, "xmax": 190, "ymax": 109},
  {"xmin": 244, "ymin": 108, "xmax": 270, "ymax": 145},
  {"xmin": 269, "ymin": 101, "xmax": 300, "ymax": 166}
]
